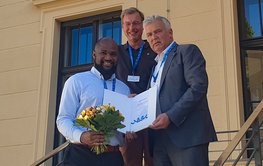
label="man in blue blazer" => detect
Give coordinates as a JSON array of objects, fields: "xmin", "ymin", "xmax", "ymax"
[{"xmin": 143, "ymin": 15, "xmax": 217, "ymax": 166}]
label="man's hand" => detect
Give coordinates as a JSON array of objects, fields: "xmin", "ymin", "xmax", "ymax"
[
  {"xmin": 80, "ymin": 131, "xmax": 104, "ymax": 147},
  {"xmin": 149, "ymin": 113, "xmax": 170, "ymax": 130},
  {"xmin": 125, "ymin": 131, "xmax": 138, "ymax": 142}
]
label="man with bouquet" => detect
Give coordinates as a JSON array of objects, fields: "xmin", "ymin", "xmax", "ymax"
[{"xmin": 56, "ymin": 37, "xmax": 130, "ymax": 166}]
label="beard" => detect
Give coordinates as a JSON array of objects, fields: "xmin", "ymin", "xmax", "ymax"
[{"xmin": 94, "ymin": 63, "xmax": 116, "ymax": 80}]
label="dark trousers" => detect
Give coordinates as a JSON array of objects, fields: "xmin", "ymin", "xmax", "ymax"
[
  {"xmin": 153, "ymin": 132, "xmax": 209, "ymax": 166},
  {"xmin": 120, "ymin": 129, "xmax": 153, "ymax": 166},
  {"xmin": 58, "ymin": 144, "xmax": 124, "ymax": 166}
]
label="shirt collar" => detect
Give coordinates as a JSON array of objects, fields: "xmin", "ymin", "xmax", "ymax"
[
  {"xmin": 124, "ymin": 40, "xmax": 149, "ymax": 50},
  {"xmin": 91, "ymin": 66, "xmax": 116, "ymax": 80},
  {"xmin": 154, "ymin": 41, "xmax": 175, "ymax": 62}
]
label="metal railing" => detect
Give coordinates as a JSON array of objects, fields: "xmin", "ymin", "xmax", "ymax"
[
  {"xmin": 31, "ymin": 140, "xmax": 70, "ymax": 166},
  {"xmin": 31, "ymin": 100, "xmax": 263, "ymax": 166},
  {"xmin": 213, "ymin": 100, "xmax": 263, "ymax": 166}
]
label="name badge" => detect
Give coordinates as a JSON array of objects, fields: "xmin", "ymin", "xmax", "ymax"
[{"xmin": 127, "ymin": 75, "xmax": 140, "ymax": 82}]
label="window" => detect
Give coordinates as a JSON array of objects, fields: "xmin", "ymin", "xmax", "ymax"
[
  {"xmin": 239, "ymin": 0, "xmax": 263, "ymax": 40},
  {"xmin": 238, "ymin": 0, "xmax": 263, "ymax": 119},
  {"xmin": 240, "ymin": 49, "xmax": 263, "ymax": 119},
  {"xmin": 53, "ymin": 11, "xmax": 122, "ymax": 165}
]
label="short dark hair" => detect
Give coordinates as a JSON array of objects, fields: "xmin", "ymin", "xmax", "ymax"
[
  {"xmin": 94, "ymin": 37, "xmax": 117, "ymax": 51},
  {"xmin": 121, "ymin": 7, "xmax": 144, "ymax": 23}
]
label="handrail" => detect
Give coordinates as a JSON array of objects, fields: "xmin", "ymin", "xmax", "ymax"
[
  {"xmin": 213, "ymin": 100, "xmax": 263, "ymax": 166},
  {"xmin": 31, "ymin": 140, "xmax": 70, "ymax": 166}
]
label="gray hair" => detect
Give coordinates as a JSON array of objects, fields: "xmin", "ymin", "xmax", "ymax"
[
  {"xmin": 143, "ymin": 15, "xmax": 171, "ymax": 30},
  {"xmin": 121, "ymin": 7, "xmax": 144, "ymax": 23}
]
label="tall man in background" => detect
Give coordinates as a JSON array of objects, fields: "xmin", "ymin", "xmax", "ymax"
[
  {"xmin": 116, "ymin": 7, "xmax": 156, "ymax": 166},
  {"xmin": 144, "ymin": 15, "xmax": 217, "ymax": 166}
]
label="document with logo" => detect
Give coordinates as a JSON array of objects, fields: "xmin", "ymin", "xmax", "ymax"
[{"xmin": 103, "ymin": 86, "xmax": 157, "ymax": 133}]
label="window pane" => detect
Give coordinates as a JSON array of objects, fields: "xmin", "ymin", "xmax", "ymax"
[
  {"xmin": 113, "ymin": 20, "xmax": 121, "ymax": 44},
  {"xmin": 100, "ymin": 20, "xmax": 122, "ymax": 44},
  {"xmin": 245, "ymin": 50, "xmax": 263, "ymax": 109},
  {"xmin": 244, "ymin": 0, "xmax": 261, "ymax": 38},
  {"xmin": 102, "ymin": 22, "xmax": 113, "ymax": 38},
  {"xmin": 79, "ymin": 26, "xmax": 93, "ymax": 65},
  {"xmin": 71, "ymin": 28, "xmax": 79, "ymax": 66}
]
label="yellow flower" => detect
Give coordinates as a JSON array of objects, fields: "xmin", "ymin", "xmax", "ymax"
[
  {"xmin": 77, "ymin": 115, "xmax": 83, "ymax": 120},
  {"xmin": 103, "ymin": 105, "xmax": 110, "ymax": 111},
  {"xmin": 92, "ymin": 108, "xmax": 97, "ymax": 113},
  {"xmin": 81, "ymin": 110, "xmax": 86, "ymax": 116},
  {"xmin": 75, "ymin": 104, "xmax": 125, "ymax": 155},
  {"xmin": 84, "ymin": 115, "xmax": 88, "ymax": 120}
]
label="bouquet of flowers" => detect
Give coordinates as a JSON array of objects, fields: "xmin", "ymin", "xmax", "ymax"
[{"xmin": 75, "ymin": 105, "xmax": 125, "ymax": 154}]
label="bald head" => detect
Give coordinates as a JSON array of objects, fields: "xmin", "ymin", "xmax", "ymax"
[{"xmin": 94, "ymin": 37, "xmax": 118, "ymax": 52}]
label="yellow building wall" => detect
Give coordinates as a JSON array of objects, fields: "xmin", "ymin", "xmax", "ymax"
[
  {"xmin": 0, "ymin": 0, "xmax": 41, "ymax": 166},
  {"xmin": 0, "ymin": 0, "xmax": 242, "ymax": 165}
]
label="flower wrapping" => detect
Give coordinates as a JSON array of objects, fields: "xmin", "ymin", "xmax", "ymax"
[{"xmin": 75, "ymin": 105, "xmax": 125, "ymax": 154}]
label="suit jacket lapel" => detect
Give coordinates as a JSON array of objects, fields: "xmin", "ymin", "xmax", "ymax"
[{"xmin": 159, "ymin": 46, "xmax": 177, "ymax": 88}]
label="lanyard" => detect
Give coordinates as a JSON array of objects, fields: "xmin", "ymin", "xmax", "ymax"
[
  {"xmin": 152, "ymin": 42, "xmax": 177, "ymax": 83},
  {"xmin": 104, "ymin": 78, "xmax": 116, "ymax": 92},
  {"xmin": 128, "ymin": 42, "xmax": 145, "ymax": 75}
]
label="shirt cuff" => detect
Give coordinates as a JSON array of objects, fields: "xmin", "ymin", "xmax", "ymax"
[{"xmin": 72, "ymin": 129, "xmax": 84, "ymax": 143}]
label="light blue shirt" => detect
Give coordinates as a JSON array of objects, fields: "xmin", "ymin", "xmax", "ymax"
[{"xmin": 56, "ymin": 67, "xmax": 130, "ymax": 145}]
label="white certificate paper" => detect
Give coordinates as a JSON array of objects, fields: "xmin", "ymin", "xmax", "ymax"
[{"xmin": 103, "ymin": 86, "xmax": 157, "ymax": 133}]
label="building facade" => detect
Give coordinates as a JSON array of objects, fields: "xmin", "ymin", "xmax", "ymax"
[{"xmin": 0, "ymin": 0, "xmax": 262, "ymax": 165}]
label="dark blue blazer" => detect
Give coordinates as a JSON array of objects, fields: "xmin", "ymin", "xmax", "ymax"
[{"xmin": 154, "ymin": 43, "xmax": 217, "ymax": 148}]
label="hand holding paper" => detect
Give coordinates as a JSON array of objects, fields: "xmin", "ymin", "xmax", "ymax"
[{"xmin": 149, "ymin": 113, "xmax": 170, "ymax": 129}]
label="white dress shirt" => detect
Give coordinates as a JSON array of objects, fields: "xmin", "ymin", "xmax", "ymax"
[
  {"xmin": 151, "ymin": 41, "xmax": 175, "ymax": 90},
  {"xmin": 56, "ymin": 67, "xmax": 130, "ymax": 145}
]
